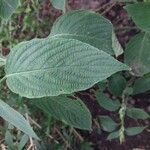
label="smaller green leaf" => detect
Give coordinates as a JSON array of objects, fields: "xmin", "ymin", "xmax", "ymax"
[
  {"xmin": 98, "ymin": 116, "xmax": 118, "ymax": 132},
  {"xmin": 0, "ymin": 99, "xmax": 38, "ymax": 139},
  {"xmin": 32, "ymin": 96, "xmax": 92, "ymax": 130},
  {"xmin": 127, "ymin": 108, "xmax": 150, "ymax": 120},
  {"xmin": 133, "ymin": 73, "xmax": 150, "ymax": 94},
  {"xmin": 96, "ymin": 92, "xmax": 120, "ymax": 111},
  {"xmin": 5, "ymin": 131, "xmax": 14, "ymax": 149},
  {"xmin": 107, "ymin": 130, "xmax": 119, "ymax": 140},
  {"xmin": 108, "ymin": 73, "xmax": 127, "ymax": 96},
  {"xmin": 112, "ymin": 31, "xmax": 123, "ymax": 57},
  {"xmin": 0, "ymin": 0, "xmax": 20, "ymax": 19},
  {"xmin": 18, "ymin": 134, "xmax": 29, "ymax": 150},
  {"xmin": 126, "ymin": 126, "xmax": 147, "ymax": 136},
  {"xmin": 125, "ymin": 2, "xmax": 150, "ymax": 32},
  {"xmin": 124, "ymin": 32, "xmax": 150, "ymax": 76},
  {"xmin": 51, "ymin": 0, "xmax": 66, "ymax": 12}
]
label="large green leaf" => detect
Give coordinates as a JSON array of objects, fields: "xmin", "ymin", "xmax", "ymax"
[
  {"xmin": 0, "ymin": 0, "xmax": 20, "ymax": 19},
  {"xmin": 126, "ymin": 107, "xmax": 150, "ymax": 120},
  {"xmin": 51, "ymin": 10, "xmax": 115, "ymax": 55},
  {"xmin": 96, "ymin": 92, "xmax": 120, "ymax": 111},
  {"xmin": 125, "ymin": 2, "xmax": 150, "ymax": 32},
  {"xmin": 0, "ymin": 99, "xmax": 38, "ymax": 139},
  {"xmin": 51, "ymin": 0, "xmax": 66, "ymax": 12},
  {"xmin": 133, "ymin": 73, "xmax": 150, "ymax": 94},
  {"xmin": 5, "ymin": 37, "xmax": 129, "ymax": 98},
  {"xmin": 125, "ymin": 32, "xmax": 150, "ymax": 76},
  {"xmin": 32, "ymin": 96, "xmax": 92, "ymax": 130}
]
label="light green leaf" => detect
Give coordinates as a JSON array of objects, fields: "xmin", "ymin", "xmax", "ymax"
[
  {"xmin": 125, "ymin": 2, "xmax": 150, "ymax": 32},
  {"xmin": 51, "ymin": 10, "xmax": 115, "ymax": 55},
  {"xmin": 18, "ymin": 134, "xmax": 29, "ymax": 150},
  {"xmin": 5, "ymin": 131, "xmax": 14, "ymax": 149},
  {"xmin": 51, "ymin": 0, "xmax": 66, "ymax": 12},
  {"xmin": 126, "ymin": 126, "xmax": 147, "ymax": 136},
  {"xmin": 107, "ymin": 130, "xmax": 119, "ymax": 140},
  {"xmin": 32, "ymin": 96, "xmax": 92, "ymax": 130},
  {"xmin": 98, "ymin": 116, "xmax": 118, "ymax": 132},
  {"xmin": 133, "ymin": 73, "xmax": 150, "ymax": 94},
  {"xmin": 0, "ymin": 99, "xmax": 38, "ymax": 139},
  {"xmin": 112, "ymin": 31, "xmax": 123, "ymax": 57},
  {"xmin": 0, "ymin": 0, "xmax": 20, "ymax": 19},
  {"xmin": 96, "ymin": 92, "xmax": 120, "ymax": 111},
  {"xmin": 0, "ymin": 55, "xmax": 6, "ymax": 67},
  {"xmin": 125, "ymin": 32, "xmax": 150, "ymax": 76},
  {"xmin": 126, "ymin": 107, "xmax": 150, "ymax": 120},
  {"xmin": 5, "ymin": 37, "xmax": 129, "ymax": 98},
  {"xmin": 108, "ymin": 73, "xmax": 127, "ymax": 96}
]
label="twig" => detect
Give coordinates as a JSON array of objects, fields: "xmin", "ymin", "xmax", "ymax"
[
  {"xmin": 1, "ymin": 144, "xmax": 6, "ymax": 150},
  {"xmin": 54, "ymin": 127, "xmax": 70, "ymax": 148},
  {"xmin": 28, "ymin": 116, "xmax": 59, "ymax": 144},
  {"xmin": 25, "ymin": 113, "xmax": 35, "ymax": 150},
  {"xmin": 72, "ymin": 129, "xmax": 84, "ymax": 142},
  {"xmin": 101, "ymin": 2, "xmax": 116, "ymax": 15}
]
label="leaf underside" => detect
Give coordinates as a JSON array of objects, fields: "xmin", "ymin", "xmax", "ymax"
[
  {"xmin": 5, "ymin": 37, "xmax": 129, "ymax": 98},
  {"xmin": 32, "ymin": 96, "xmax": 92, "ymax": 130},
  {"xmin": 0, "ymin": 0, "xmax": 20, "ymax": 19}
]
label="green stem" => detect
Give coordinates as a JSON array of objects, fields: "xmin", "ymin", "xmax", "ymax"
[{"xmin": 119, "ymin": 89, "xmax": 127, "ymax": 144}]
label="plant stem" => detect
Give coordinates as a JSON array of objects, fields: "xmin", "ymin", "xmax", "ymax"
[{"xmin": 119, "ymin": 89, "xmax": 127, "ymax": 144}]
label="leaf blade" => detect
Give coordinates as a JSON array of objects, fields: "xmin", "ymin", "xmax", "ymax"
[
  {"xmin": 126, "ymin": 126, "xmax": 147, "ymax": 136},
  {"xmin": 5, "ymin": 37, "xmax": 129, "ymax": 98},
  {"xmin": 125, "ymin": 2, "xmax": 150, "ymax": 32},
  {"xmin": 32, "ymin": 96, "xmax": 92, "ymax": 130},
  {"xmin": 0, "ymin": 99, "xmax": 38, "ymax": 139},
  {"xmin": 0, "ymin": 0, "xmax": 20, "ymax": 19},
  {"xmin": 96, "ymin": 92, "xmax": 120, "ymax": 111},
  {"xmin": 126, "ymin": 108, "xmax": 149, "ymax": 120},
  {"xmin": 51, "ymin": 10, "xmax": 114, "ymax": 55}
]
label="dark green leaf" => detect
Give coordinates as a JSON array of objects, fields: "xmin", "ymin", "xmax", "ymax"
[
  {"xmin": 107, "ymin": 130, "xmax": 119, "ymax": 140},
  {"xmin": 32, "ymin": 96, "xmax": 92, "ymax": 130},
  {"xmin": 98, "ymin": 116, "xmax": 118, "ymax": 132},
  {"xmin": 125, "ymin": 2, "xmax": 150, "ymax": 32},
  {"xmin": 96, "ymin": 92, "xmax": 120, "ymax": 111},
  {"xmin": 126, "ymin": 108, "xmax": 149, "ymax": 119},
  {"xmin": 133, "ymin": 73, "xmax": 150, "ymax": 94},
  {"xmin": 125, "ymin": 32, "xmax": 150, "ymax": 76},
  {"xmin": 126, "ymin": 126, "xmax": 147, "ymax": 136},
  {"xmin": 108, "ymin": 73, "xmax": 127, "ymax": 96}
]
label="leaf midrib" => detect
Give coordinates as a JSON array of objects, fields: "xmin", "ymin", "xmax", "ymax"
[{"xmin": 6, "ymin": 65, "xmax": 100, "ymax": 77}]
